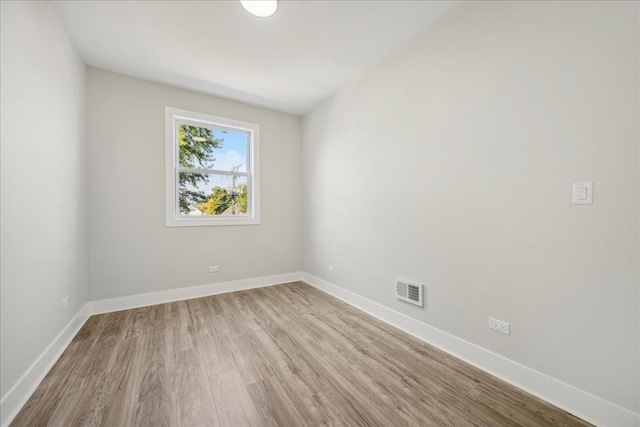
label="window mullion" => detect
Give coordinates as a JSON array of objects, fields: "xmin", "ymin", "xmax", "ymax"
[{"xmin": 179, "ymin": 167, "xmax": 249, "ymax": 177}]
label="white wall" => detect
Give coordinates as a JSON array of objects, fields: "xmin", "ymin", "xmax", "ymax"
[
  {"xmin": 1, "ymin": 0, "xmax": 638, "ymax": 422},
  {"xmin": 87, "ymin": 69, "xmax": 302, "ymax": 300},
  {"xmin": 0, "ymin": 0, "xmax": 88, "ymax": 402},
  {"xmin": 303, "ymin": 0, "xmax": 639, "ymax": 413}
]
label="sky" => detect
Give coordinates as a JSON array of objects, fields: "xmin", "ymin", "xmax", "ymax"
[
  {"xmin": 183, "ymin": 174, "xmax": 248, "ymax": 197},
  {"xmin": 210, "ymin": 128, "xmax": 248, "ymax": 173},
  {"xmin": 181, "ymin": 127, "xmax": 249, "ymax": 196}
]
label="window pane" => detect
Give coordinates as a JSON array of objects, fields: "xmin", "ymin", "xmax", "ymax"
[
  {"xmin": 179, "ymin": 172, "xmax": 249, "ymax": 216},
  {"xmin": 178, "ymin": 123, "xmax": 248, "ymax": 173}
]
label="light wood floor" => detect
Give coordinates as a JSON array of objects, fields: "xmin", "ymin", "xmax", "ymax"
[{"xmin": 12, "ymin": 282, "xmax": 590, "ymax": 427}]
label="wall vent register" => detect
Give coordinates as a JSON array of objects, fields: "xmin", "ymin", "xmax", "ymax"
[{"xmin": 396, "ymin": 278, "xmax": 424, "ymax": 307}]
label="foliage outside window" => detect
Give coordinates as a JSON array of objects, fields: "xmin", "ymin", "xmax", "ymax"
[{"xmin": 165, "ymin": 107, "xmax": 260, "ymax": 227}]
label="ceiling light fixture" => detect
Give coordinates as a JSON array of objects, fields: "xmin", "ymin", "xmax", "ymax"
[{"xmin": 240, "ymin": 0, "xmax": 278, "ymax": 18}]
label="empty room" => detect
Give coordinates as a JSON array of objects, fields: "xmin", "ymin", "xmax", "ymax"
[{"xmin": 1, "ymin": 0, "xmax": 638, "ymax": 426}]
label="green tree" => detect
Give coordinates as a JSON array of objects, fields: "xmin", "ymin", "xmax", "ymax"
[
  {"xmin": 178, "ymin": 125, "xmax": 223, "ymax": 214},
  {"xmin": 236, "ymin": 184, "xmax": 248, "ymax": 213},
  {"xmin": 200, "ymin": 187, "xmax": 232, "ymax": 215},
  {"xmin": 199, "ymin": 184, "xmax": 248, "ymax": 216}
]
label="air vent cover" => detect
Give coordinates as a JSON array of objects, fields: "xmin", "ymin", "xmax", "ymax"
[{"xmin": 396, "ymin": 278, "xmax": 423, "ymax": 307}]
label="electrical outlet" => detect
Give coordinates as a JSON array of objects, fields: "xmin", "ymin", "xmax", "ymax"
[
  {"xmin": 328, "ymin": 265, "xmax": 335, "ymax": 273},
  {"xmin": 209, "ymin": 265, "xmax": 220, "ymax": 273},
  {"xmin": 62, "ymin": 297, "xmax": 69, "ymax": 310},
  {"xmin": 489, "ymin": 317, "xmax": 510, "ymax": 335}
]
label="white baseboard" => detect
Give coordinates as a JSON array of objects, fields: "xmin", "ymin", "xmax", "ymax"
[
  {"xmin": 302, "ymin": 272, "xmax": 640, "ymax": 427},
  {"xmin": 0, "ymin": 303, "xmax": 91, "ymax": 427},
  {"xmin": 1, "ymin": 271, "xmax": 303, "ymax": 427},
  {"xmin": 5, "ymin": 272, "xmax": 636, "ymax": 427},
  {"xmin": 89, "ymin": 271, "xmax": 304, "ymax": 314}
]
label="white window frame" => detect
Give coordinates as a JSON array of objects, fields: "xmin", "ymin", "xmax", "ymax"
[{"xmin": 165, "ymin": 106, "xmax": 260, "ymax": 227}]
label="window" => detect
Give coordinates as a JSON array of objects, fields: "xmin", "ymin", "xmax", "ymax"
[{"xmin": 165, "ymin": 107, "xmax": 260, "ymax": 226}]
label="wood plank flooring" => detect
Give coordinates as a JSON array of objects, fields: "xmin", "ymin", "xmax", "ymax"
[{"xmin": 11, "ymin": 282, "xmax": 591, "ymax": 427}]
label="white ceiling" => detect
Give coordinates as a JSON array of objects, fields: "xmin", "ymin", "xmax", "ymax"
[{"xmin": 55, "ymin": 1, "xmax": 458, "ymax": 115}]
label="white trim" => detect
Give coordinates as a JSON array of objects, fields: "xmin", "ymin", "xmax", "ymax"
[
  {"xmin": 164, "ymin": 106, "xmax": 261, "ymax": 227},
  {"xmin": 1, "ymin": 272, "xmax": 303, "ymax": 427},
  {"xmin": 302, "ymin": 272, "xmax": 640, "ymax": 427},
  {"xmin": 5, "ymin": 272, "xmax": 636, "ymax": 427},
  {"xmin": 0, "ymin": 303, "xmax": 91, "ymax": 427},
  {"xmin": 178, "ymin": 167, "xmax": 249, "ymax": 177},
  {"xmin": 89, "ymin": 272, "xmax": 303, "ymax": 314}
]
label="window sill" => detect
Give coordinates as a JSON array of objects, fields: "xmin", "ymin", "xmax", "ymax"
[{"xmin": 166, "ymin": 216, "xmax": 260, "ymax": 227}]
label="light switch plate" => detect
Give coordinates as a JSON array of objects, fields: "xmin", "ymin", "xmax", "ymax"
[{"xmin": 572, "ymin": 182, "xmax": 593, "ymax": 205}]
